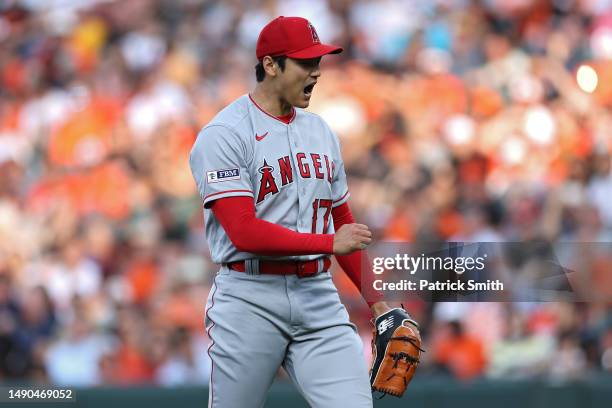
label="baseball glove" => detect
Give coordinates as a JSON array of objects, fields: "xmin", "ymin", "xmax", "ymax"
[{"xmin": 369, "ymin": 308, "xmax": 424, "ymax": 398}]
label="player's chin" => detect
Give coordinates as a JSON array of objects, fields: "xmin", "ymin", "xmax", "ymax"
[
  {"xmin": 293, "ymin": 93, "xmax": 312, "ymax": 108},
  {"xmin": 288, "ymin": 87, "xmax": 313, "ymax": 108}
]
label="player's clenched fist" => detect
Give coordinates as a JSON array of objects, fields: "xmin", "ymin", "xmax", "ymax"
[{"xmin": 333, "ymin": 223, "xmax": 372, "ymax": 255}]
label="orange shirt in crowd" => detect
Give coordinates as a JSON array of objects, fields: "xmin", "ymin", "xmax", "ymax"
[
  {"xmin": 434, "ymin": 332, "xmax": 487, "ymax": 380},
  {"xmin": 113, "ymin": 344, "xmax": 155, "ymax": 385}
]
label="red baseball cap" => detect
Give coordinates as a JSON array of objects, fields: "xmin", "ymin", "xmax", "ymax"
[{"xmin": 256, "ymin": 16, "xmax": 343, "ymax": 60}]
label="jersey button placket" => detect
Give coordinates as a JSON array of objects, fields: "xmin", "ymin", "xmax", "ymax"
[
  {"xmin": 289, "ymin": 125, "xmax": 306, "ymax": 232},
  {"xmin": 289, "ymin": 124, "xmax": 299, "ymax": 148}
]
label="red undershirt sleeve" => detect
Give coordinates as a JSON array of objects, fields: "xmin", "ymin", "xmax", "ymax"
[
  {"xmin": 332, "ymin": 202, "xmax": 383, "ymax": 307},
  {"xmin": 211, "ymin": 196, "xmax": 334, "ymax": 256}
]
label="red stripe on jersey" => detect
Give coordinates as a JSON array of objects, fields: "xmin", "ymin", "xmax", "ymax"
[
  {"xmin": 204, "ymin": 189, "xmax": 253, "ymax": 201},
  {"xmin": 333, "ymin": 190, "xmax": 349, "ymax": 204},
  {"xmin": 205, "ymin": 277, "xmax": 219, "ymax": 408}
]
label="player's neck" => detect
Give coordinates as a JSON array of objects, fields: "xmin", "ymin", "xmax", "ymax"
[{"xmin": 250, "ymin": 85, "xmax": 293, "ymax": 117}]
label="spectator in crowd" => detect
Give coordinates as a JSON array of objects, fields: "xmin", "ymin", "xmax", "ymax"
[
  {"xmin": 432, "ymin": 320, "xmax": 487, "ymax": 380},
  {"xmin": 44, "ymin": 312, "xmax": 113, "ymax": 386},
  {"xmin": 488, "ymin": 308, "xmax": 555, "ymax": 379},
  {"xmin": 155, "ymin": 326, "xmax": 210, "ymax": 387}
]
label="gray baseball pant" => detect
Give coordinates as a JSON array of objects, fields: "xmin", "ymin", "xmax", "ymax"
[{"xmin": 205, "ymin": 266, "xmax": 373, "ymax": 408}]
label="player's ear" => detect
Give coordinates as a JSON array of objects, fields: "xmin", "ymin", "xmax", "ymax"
[{"xmin": 261, "ymin": 56, "xmax": 279, "ymax": 78}]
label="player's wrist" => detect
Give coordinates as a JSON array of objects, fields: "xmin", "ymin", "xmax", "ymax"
[{"xmin": 369, "ymin": 301, "xmax": 392, "ymax": 318}]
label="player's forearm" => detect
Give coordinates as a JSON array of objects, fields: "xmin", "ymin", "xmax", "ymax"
[
  {"xmin": 211, "ymin": 196, "xmax": 334, "ymax": 256},
  {"xmin": 332, "ymin": 202, "xmax": 363, "ymax": 286},
  {"xmin": 334, "ymin": 250, "xmax": 363, "ymax": 288},
  {"xmin": 230, "ymin": 217, "xmax": 334, "ymax": 255},
  {"xmin": 335, "ymin": 250, "xmax": 382, "ymax": 306},
  {"xmin": 332, "ymin": 203, "xmax": 383, "ymax": 307}
]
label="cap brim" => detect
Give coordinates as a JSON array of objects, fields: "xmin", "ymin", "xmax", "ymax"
[{"xmin": 286, "ymin": 43, "xmax": 343, "ymax": 59}]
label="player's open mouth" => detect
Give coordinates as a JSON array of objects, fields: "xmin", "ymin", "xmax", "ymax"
[{"xmin": 303, "ymin": 83, "xmax": 315, "ymax": 97}]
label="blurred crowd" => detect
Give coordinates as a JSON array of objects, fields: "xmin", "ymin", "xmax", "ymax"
[{"xmin": 0, "ymin": 0, "xmax": 612, "ymax": 386}]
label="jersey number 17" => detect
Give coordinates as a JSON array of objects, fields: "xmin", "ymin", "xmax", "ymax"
[{"xmin": 311, "ymin": 199, "xmax": 333, "ymax": 234}]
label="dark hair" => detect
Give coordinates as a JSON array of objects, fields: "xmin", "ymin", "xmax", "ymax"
[{"xmin": 255, "ymin": 56, "xmax": 287, "ymax": 82}]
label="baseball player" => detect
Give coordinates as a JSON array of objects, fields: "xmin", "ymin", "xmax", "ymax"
[{"xmin": 190, "ymin": 16, "xmax": 417, "ymax": 408}]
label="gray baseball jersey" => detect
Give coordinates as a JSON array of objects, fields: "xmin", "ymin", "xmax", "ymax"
[
  {"xmin": 190, "ymin": 94, "xmax": 372, "ymax": 408},
  {"xmin": 189, "ymin": 94, "xmax": 350, "ymax": 264}
]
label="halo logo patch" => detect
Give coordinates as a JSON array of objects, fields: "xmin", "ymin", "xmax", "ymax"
[{"xmin": 308, "ymin": 22, "xmax": 320, "ymax": 44}]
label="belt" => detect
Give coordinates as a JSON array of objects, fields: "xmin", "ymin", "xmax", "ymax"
[{"xmin": 225, "ymin": 257, "xmax": 331, "ymax": 278}]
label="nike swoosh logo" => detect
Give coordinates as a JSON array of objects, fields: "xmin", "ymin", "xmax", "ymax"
[{"xmin": 255, "ymin": 132, "xmax": 269, "ymax": 141}]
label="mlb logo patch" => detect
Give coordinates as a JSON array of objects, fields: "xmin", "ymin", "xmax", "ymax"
[{"xmin": 207, "ymin": 168, "xmax": 240, "ymax": 183}]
